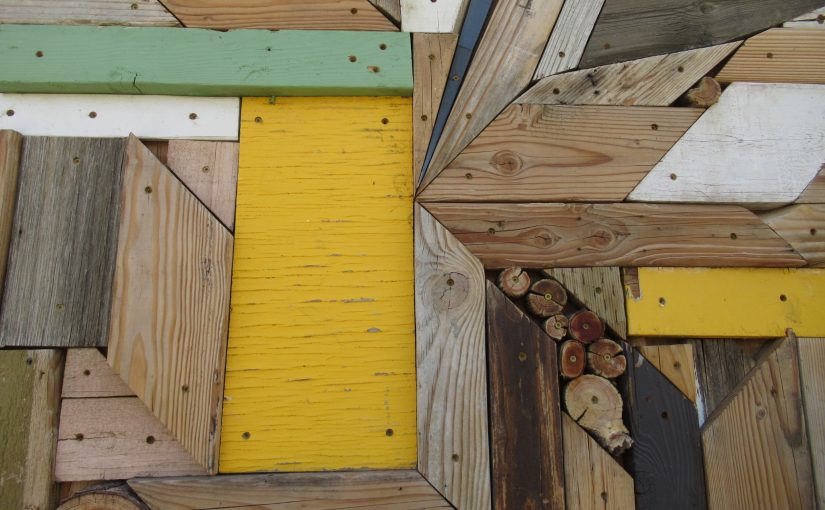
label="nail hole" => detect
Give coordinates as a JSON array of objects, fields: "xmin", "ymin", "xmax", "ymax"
[
  {"xmin": 452, "ymin": 454, "xmax": 459, "ymax": 461},
  {"xmin": 452, "ymin": 75, "xmax": 460, "ymax": 81},
  {"xmin": 780, "ymin": 294, "xmax": 787, "ymax": 302},
  {"xmin": 670, "ymin": 173, "xmax": 677, "ymax": 181},
  {"xmin": 202, "ymin": 166, "xmax": 209, "ymax": 173},
  {"xmin": 552, "ymin": 88, "xmax": 560, "ymax": 95},
  {"xmin": 181, "ymin": 384, "xmax": 190, "ymax": 393},
  {"xmin": 766, "ymin": 52, "xmax": 773, "ymax": 59},
  {"xmin": 88, "ymin": 111, "xmax": 97, "ymax": 118},
  {"xmin": 146, "ymin": 435, "xmax": 155, "ymax": 444},
  {"xmin": 446, "ymin": 278, "xmax": 454, "ymax": 287},
  {"xmin": 381, "ymin": 118, "xmax": 389, "ymax": 124},
  {"xmin": 674, "ymin": 361, "xmax": 681, "ymax": 369},
  {"xmin": 677, "ymin": 66, "xmax": 684, "ymax": 72},
  {"xmin": 811, "ymin": 228, "xmax": 817, "ymax": 236},
  {"xmin": 83, "ymin": 369, "xmax": 91, "ymax": 376},
  {"xmin": 661, "ymin": 411, "xmax": 669, "ymax": 420},
  {"xmin": 242, "ymin": 431, "xmax": 251, "ymax": 439},
  {"xmin": 55, "ymin": 303, "xmax": 64, "ymax": 310},
  {"xmin": 593, "ymin": 90, "xmax": 600, "ymax": 95},
  {"xmin": 350, "ymin": 8, "xmax": 358, "ymax": 14},
  {"xmin": 379, "ymin": 43, "xmax": 387, "ymax": 50},
  {"xmin": 26, "ymin": 357, "xmax": 33, "ymax": 365},
  {"xmin": 603, "ymin": 43, "xmax": 611, "ymax": 49},
  {"xmin": 465, "ymin": 113, "xmax": 472, "ymax": 119},
  {"xmin": 591, "ymin": 395, "xmax": 599, "ymax": 404},
  {"xmin": 428, "ymin": 53, "xmax": 435, "ymax": 60},
  {"xmin": 518, "ymin": 352, "xmax": 527, "ymax": 362},
  {"xmin": 465, "ymin": 173, "xmax": 473, "ymax": 180},
  {"xmin": 558, "ymin": 51, "xmax": 565, "ymax": 58},
  {"xmin": 601, "ymin": 492, "xmax": 608, "ymax": 502},
  {"xmin": 75, "ymin": 433, "xmax": 84, "ymax": 441},
  {"xmin": 569, "ymin": 355, "xmax": 577, "ymax": 363},
  {"xmin": 368, "ymin": 66, "xmax": 380, "ymax": 73},
  {"xmin": 730, "ymin": 233, "xmax": 737, "ymax": 240},
  {"xmin": 131, "ymin": 2, "xmax": 138, "ymax": 9},
  {"xmin": 487, "ymin": 228, "xmax": 495, "ymax": 235},
  {"xmin": 144, "ymin": 186, "xmax": 152, "ymax": 194},
  {"xmin": 659, "ymin": 297, "xmax": 666, "ymax": 307},
  {"xmin": 5, "ymin": 109, "xmax": 14, "ymax": 116},
  {"xmin": 189, "ymin": 113, "xmax": 198, "ymax": 120},
  {"xmin": 651, "ymin": 123, "xmax": 659, "ymax": 130},
  {"xmin": 254, "ymin": 116, "xmax": 263, "ymax": 123},
  {"xmin": 349, "ymin": 55, "xmax": 357, "ymax": 62},
  {"xmin": 385, "ymin": 428, "xmax": 394, "ymax": 436},
  {"xmin": 35, "ymin": 50, "xmax": 44, "ymax": 57},
  {"xmin": 420, "ymin": 114, "xmax": 428, "ymax": 121},
  {"xmin": 72, "ymin": 157, "xmax": 81, "ymax": 164}
]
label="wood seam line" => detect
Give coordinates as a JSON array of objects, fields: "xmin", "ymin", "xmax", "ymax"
[
  {"xmin": 156, "ymin": 0, "xmax": 185, "ymax": 26},
  {"xmin": 367, "ymin": 0, "xmax": 402, "ymax": 28},
  {"xmin": 756, "ymin": 206, "xmax": 811, "ymax": 265}
]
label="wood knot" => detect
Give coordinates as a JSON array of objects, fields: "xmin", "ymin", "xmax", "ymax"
[{"xmin": 490, "ymin": 150, "xmax": 523, "ymax": 175}]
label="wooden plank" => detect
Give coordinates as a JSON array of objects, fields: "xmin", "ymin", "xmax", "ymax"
[
  {"xmin": 165, "ymin": 140, "xmax": 239, "ymax": 230},
  {"xmin": 797, "ymin": 165, "xmax": 825, "ymax": 203},
  {"xmin": 0, "ymin": 0, "xmax": 180, "ymax": 26},
  {"xmin": 425, "ymin": 203, "xmax": 805, "ymax": 268},
  {"xmin": 401, "ymin": 0, "xmax": 468, "ymax": 32},
  {"xmin": 369, "ymin": 0, "xmax": 401, "ymax": 25},
  {"xmin": 0, "ymin": 25, "xmax": 412, "ymax": 96},
  {"xmin": 106, "ymin": 136, "xmax": 232, "ymax": 473},
  {"xmin": 413, "ymin": 33, "xmax": 457, "ymax": 184},
  {"xmin": 0, "ymin": 94, "xmax": 240, "ymax": 140},
  {"xmin": 420, "ymin": 0, "xmax": 564, "ymax": 189},
  {"xmin": 158, "ymin": 0, "xmax": 398, "ymax": 30},
  {"xmin": 520, "ymin": 43, "xmax": 740, "ymax": 105},
  {"xmin": 0, "ymin": 129, "xmax": 21, "ymax": 305},
  {"xmin": 636, "ymin": 343, "xmax": 697, "ymax": 402},
  {"xmin": 562, "ymin": 412, "xmax": 635, "ymax": 510},
  {"xmin": 799, "ymin": 338, "xmax": 825, "ymax": 509},
  {"xmin": 63, "ymin": 349, "xmax": 134, "ymax": 399},
  {"xmin": 626, "ymin": 268, "xmax": 825, "ymax": 338},
  {"xmin": 579, "ymin": 0, "xmax": 825, "ymax": 68},
  {"xmin": 415, "ymin": 204, "xmax": 489, "ymax": 509},
  {"xmin": 542, "ymin": 267, "xmax": 627, "ymax": 338},
  {"xmin": 534, "ymin": 0, "xmax": 605, "ymax": 79},
  {"xmin": 0, "ymin": 349, "xmax": 63, "ymax": 509},
  {"xmin": 623, "ymin": 347, "xmax": 706, "ymax": 509},
  {"xmin": 628, "ymin": 83, "xmax": 825, "ymax": 207},
  {"xmin": 55, "ymin": 397, "xmax": 206, "ymax": 481},
  {"xmin": 0, "ymin": 137, "xmax": 125, "ymax": 348},
  {"xmin": 703, "ymin": 336, "xmax": 815, "ymax": 510},
  {"xmin": 486, "ymin": 282, "xmax": 565, "ymax": 509},
  {"xmin": 716, "ymin": 29, "xmax": 825, "ymax": 84},
  {"xmin": 222, "ymin": 97, "xmax": 415, "ymax": 473},
  {"xmin": 418, "ymin": 105, "xmax": 703, "ymax": 203},
  {"xmin": 759, "ymin": 204, "xmax": 825, "ymax": 267},
  {"xmin": 129, "ymin": 471, "xmax": 450, "ymax": 509}
]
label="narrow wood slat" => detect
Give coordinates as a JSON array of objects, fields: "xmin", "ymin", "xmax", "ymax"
[
  {"xmin": 636, "ymin": 343, "xmax": 697, "ymax": 402},
  {"xmin": 426, "ymin": 203, "xmax": 805, "ymax": 268},
  {"xmin": 159, "ymin": 0, "xmax": 397, "ymax": 30},
  {"xmin": 799, "ymin": 338, "xmax": 825, "ymax": 509},
  {"xmin": 579, "ymin": 0, "xmax": 825, "ymax": 68},
  {"xmin": 415, "ymin": 205, "xmax": 490, "ymax": 509},
  {"xmin": 534, "ymin": 0, "xmax": 605, "ymax": 79},
  {"xmin": 486, "ymin": 282, "xmax": 565, "ymax": 509},
  {"xmin": 0, "ymin": 0, "xmax": 180, "ymax": 26},
  {"xmin": 63, "ymin": 349, "xmax": 134, "ymax": 399},
  {"xmin": 401, "ymin": 0, "xmax": 468, "ymax": 32},
  {"xmin": 0, "ymin": 130, "xmax": 21, "ymax": 303},
  {"xmin": 418, "ymin": 105, "xmax": 702, "ymax": 203},
  {"xmin": 520, "ymin": 43, "xmax": 739, "ymax": 105},
  {"xmin": 759, "ymin": 204, "xmax": 825, "ymax": 267},
  {"xmin": 716, "ymin": 29, "xmax": 825, "ymax": 84},
  {"xmin": 796, "ymin": 165, "xmax": 825, "ymax": 203},
  {"xmin": 368, "ymin": 0, "xmax": 401, "ymax": 25},
  {"xmin": 542, "ymin": 267, "xmax": 627, "ymax": 339},
  {"xmin": 0, "ymin": 137, "xmax": 125, "ymax": 348}
]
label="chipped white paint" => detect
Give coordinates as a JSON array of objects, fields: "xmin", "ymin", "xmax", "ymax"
[{"xmin": 401, "ymin": 0, "xmax": 468, "ymax": 32}]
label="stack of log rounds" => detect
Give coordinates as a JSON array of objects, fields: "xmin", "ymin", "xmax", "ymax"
[{"xmin": 525, "ymin": 279, "xmax": 568, "ymax": 317}]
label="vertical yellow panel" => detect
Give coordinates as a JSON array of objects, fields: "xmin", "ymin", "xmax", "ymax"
[{"xmin": 221, "ymin": 97, "xmax": 415, "ymax": 472}]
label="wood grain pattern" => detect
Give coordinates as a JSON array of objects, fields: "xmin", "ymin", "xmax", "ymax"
[
  {"xmin": 703, "ymin": 336, "xmax": 814, "ymax": 510},
  {"xmin": 106, "ymin": 136, "xmax": 232, "ymax": 473},
  {"xmin": 0, "ymin": 349, "xmax": 63, "ymax": 510},
  {"xmin": 369, "ymin": 0, "xmax": 401, "ymax": 25},
  {"xmin": 0, "ymin": 129, "xmax": 21, "ymax": 304},
  {"xmin": 129, "ymin": 471, "xmax": 451, "ymax": 509},
  {"xmin": 418, "ymin": 105, "xmax": 702, "ymax": 203},
  {"xmin": 63, "ymin": 349, "xmax": 134, "ymax": 399},
  {"xmin": 716, "ymin": 29, "xmax": 825, "ymax": 84},
  {"xmin": 165, "ymin": 140, "xmax": 239, "ymax": 230},
  {"xmin": 222, "ymin": 97, "xmax": 415, "ymax": 473},
  {"xmin": 799, "ymin": 338, "xmax": 825, "ymax": 509},
  {"xmin": 534, "ymin": 0, "xmax": 605, "ymax": 79},
  {"xmin": 159, "ymin": 0, "xmax": 397, "ymax": 30},
  {"xmin": 401, "ymin": 0, "xmax": 468, "ymax": 32},
  {"xmin": 425, "ymin": 203, "xmax": 805, "ymax": 268},
  {"xmin": 796, "ymin": 164, "xmax": 825, "ymax": 203},
  {"xmin": 562, "ymin": 412, "xmax": 634, "ymax": 510},
  {"xmin": 542, "ymin": 267, "xmax": 627, "ymax": 339},
  {"xmin": 420, "ymin": 0, "xmax": 564, "ymax": 189},
  {"xmin": 636, "ymin": 343, "xmax": 697, "ymax": 402},
  {"xmin": 415, "ymin": 204, "xmax": 490, "ymax": 509},
  {"xmin": 623, "ymin": 347, "xmax": 706, "ymax": 510},
  {"xmin": 785, "ymin": 7, "xmax": 825, "ymax": 27},
  {"xmin": 0, "ymin": 0, "xmax": 180, "ymax": 26},
  {"xmin": 520, "ymin": 43, "xmax": 739, "ymax": 105},
  {"xmin": 579, "ymin": 0, "xmax": 825, "ymax": 68},
  {"xmin": 0, "ymin": 137, "xmax": 125, "ymax": 347},
  {"xmin": 486, "ymin": 282, "xmax": 565, "ymax": 510},
  {"xmin": 760, "ymin": 204, "xmax": 825, "ymax": 267},
  {"xmin": 55, "ymin": 397, "xmax": 207, "ymax": 481}
]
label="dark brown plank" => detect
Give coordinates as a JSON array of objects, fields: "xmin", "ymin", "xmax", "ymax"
[
  {"xmin": 486, "ymin": 281, "xmax": 564, "ymax": 509},
  {"xmin": 0, "ymin": 137, "xmax": 125, "ymax": 347}
]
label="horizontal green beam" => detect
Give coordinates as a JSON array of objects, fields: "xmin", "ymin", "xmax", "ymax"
[{"xmin": 0, "ymin": 25, "xmax": 412, "ymax": 96}]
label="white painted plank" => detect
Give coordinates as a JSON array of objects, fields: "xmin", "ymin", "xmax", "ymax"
[
  {"xmin": 0, "ymin": 94, "xmax": 239, "ymax": 141},
  {"xmin": 401, "ymin": 0, "xmax": 468, "ymax": 33},
  {"xmin": 785, "ymin": 6, "xmax": 825, "ymax": 26},
  {"xmin": 628, "ymin": 83, "xmax": 825, "ymax": 208},
  {"xmin": 0, "ymin": 0, "xmax": 180, "ymax": 26},
  {"xmin": 534, "ymin": 0, "xmax": 605, "ymax": 79}
]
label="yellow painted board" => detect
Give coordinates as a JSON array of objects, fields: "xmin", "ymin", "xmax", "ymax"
[
  {"xmin": 626, "ymin": 268, "xmax": 825, "ymax": 338},
  {"xmin": 221, "ymin": 97, "xmax": 415, "ymax": 473}
]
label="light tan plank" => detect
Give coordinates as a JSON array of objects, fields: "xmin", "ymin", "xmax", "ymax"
[
  {"xmin": 415, "ymin": 204, "xmax": 490, "ymax": 509},
  {"xmin": 797, "ymin": 165, "xmax": 825, "ymax": 203},
  {"xmin": 799, "ymin": 338, "xmax": 825, "ymax": 509},
  {"xmin": 418, "ymin": 104, "xmax": 702, "ymax": 202},
  {"xmin": 55, "ymin": 398, "xmax": 206, "ymax": 481},
  {"xmin": 542, "ymin": 267, "xmax": 626, "ymax": 339},
  {"xmin": 520, "ymin": 43, "xmax": 739, "ymax": 106},
  {"xmin": 0, "ymin": 0, "xmax": 180, "ymax": 26},
  {"xmin": 369, "ymin": 0, "xmax": 400, "ymax": 25},
  {"xmin": 760, "ymin": 204, "xmax": 825, "ymax": 267},
  {"xmin": 717, "ymin": 29, "xmax": 825, "ymax": 85},
  {"xmin": 420, "ymin": 0, "xmax": 564, "ymax": 189},
  {"xmin": 165, "ymin": 140, "xmax": 239, "ymax": 231},
  {"xmin": 63, "ymin": 349, "xmax": 134, "ymax": 399},
  {"xmin": 534, "ymin": 0, "xmax": 605, "ymax": 79},
  {"xmin": 0, "ymin": 130, "xmax": 22, "ymax": 298},
  {"xmin": 426, "ymin": 202, "xmax": 806, "ymax": 268},
  {"xmin": 107, "ymin": 136, "xmax": 233, "ymax": 473},
  {"xmin": 636, "ymin": 343, "xmax": 697, "ymax": 402}
]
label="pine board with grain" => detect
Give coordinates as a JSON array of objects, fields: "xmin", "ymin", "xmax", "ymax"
[
  {"xmin": 716, "ymin": 29, "xmax": 825, "ymax": 84},
  {"xmin": 635, "ymin": 343, "xmax": 697, "ymax": 403},
  {"xmin": 542, "ymin": 267, "xmax": 627, "ymax": 339},
  {"xmin": 0, "ymin": 129, "xmax": 21, "ymax": 303},
  {"xmin": 799, "ymin": 338, "xmax": 825, "ymax": 509},
  {"xmin": 369, "ymin": 0, "xmax": 401, "ymax": 25},
  {"xmin": 534, "ymin": 0, "xmax": 605, "ymax": 79},
  {"xmin": 797, "ymin": 165, "xmax": 825, "ymax": 203},
  {"xmin": 63, "ymin": 349, "xmax": 134, "ymax": 399},
  {"xmin": 0, "ymin": 0, "xmax": 180, "ymax": 26},
  {"xmin": 401, "ymin": 0, "xmax": 468, "ymax": 32},
  {"xmin": 759, "ymin": 204, "xmax": 825, "ymax": 267}
]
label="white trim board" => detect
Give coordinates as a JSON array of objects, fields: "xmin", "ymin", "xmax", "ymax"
[
  {"xmin": 0, "ymin": 94, "xmax": 239, "ymax": 141},
  {"xmin": 401, "ymin": 0, "xmax": 468, "ymax": 32}
]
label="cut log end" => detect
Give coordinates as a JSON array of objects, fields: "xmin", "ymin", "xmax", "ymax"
[
  {"xmin": 568, "ymin": 310, "xmax": 605, "ymax": 344},
  {"xmin": 498, "ymin": 267, "xmax": 531, "ymax": 298},
  {"xmin": 525, "ymin": 279, "xmax": 568, "ymax": 318},
  {"xmin": 587, "ymin": 338, "xmax": 627, "ymax": 379},
  {"xmin": 680, "ymin": 76, "xmax": 722, "ymax": 108},
  {"xmin": 560, "ymin": 340, "xmax": 586, "ymax": 379},
  {"xmin": 543, "ymin": 314, "xmax": 568, "ymax": 341},
  {"xmin": 565, "ymin": 374, "xmax": 633, "ymax": 455}
]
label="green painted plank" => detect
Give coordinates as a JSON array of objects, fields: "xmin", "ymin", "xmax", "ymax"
[{"xmin": 0, "ymin": 25, "xmax": 412, "ymax": 96}]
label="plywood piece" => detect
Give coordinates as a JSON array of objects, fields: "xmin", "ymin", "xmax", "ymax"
[
  {"xmin": 534, "ymin": 0, "xmax": 605, "ymax": 79},
  {"xmin": 159, "ymin": 0, "xmax": 397, "ymax": 30},
  {"xmin": 626, "ymin": 268, "xmax": 825, "ymax": 337},
  {"xmin": 165, "ymin": 140, "xmax": 239, "ymax": 230},
  {"xmin": 420, "ymin": 0, "xmax": 564, "ymax": 189},
  {"xmin": 636, "ymin": 344, "xmax": 697, "ymax": 402},
  {"xmin": 716, "ymin": 29, "xmax": 825, "ymax": 84},
  {"xmin": 63, "ymin": 349, "xmax": 134, "ymax": 399},
  {"xmin": 369, "ymin": 0, "xmax": 401, "ymax": 25},
  {"xmin": 0, "ymin": 129, "xmax": 21, "ymax": 302},
  {"xmin": 425, "ymin": 202, "xmax": 805, "ymax": 268},
  {"xmin": 221, "ymin": 97, "xmax": 415, "ymax": 473},
  {"xmin": 55, "ymin": 397, "xmax": 206, "ymax": 481},
  {"xmin": 486, "ymin": 282, "xmax": 565, "ymax": 509},
  {"xmin": 520, "ymin": 43, "xmax": 740, "ymax": 105},
  {"xmin": 797, "ymin": 165, "xmax": 825, "ymax": 203},
  {"xmin": 401, "ymin": 0, "xmax": 468, "ymax": 32},
  {"xmin": 415, "ymin": 205, "xmax": 489, "ymax": 509},
  {"xmin": 0, "ymin": 137, "xmax": 125, "ymax": 347},
  {"xmin": 703, "ymin": 337, "xmax": 814, "ymax": 510},
  {"xmin": 760, "ymin": 204, "xmax": 825, "ymax": 267},
  {"xmin": 0, "ymin": 349, "xmax": 63, "ymax": 509},
  {"xmin": 579, "ymin": 0, "xmax": 825, "ymax": 68},
  {"xmin": 0, "ymin": 0, "xmax": 180, "ymax": 26},
  {"xmin": 0, "ymin": 25, "xmax": 412, "ymax": 96},
  {"xmin": 542, "ymin": 267, "xmax": 626, "ymax": 339},
  {"xmin": 0, "ymin": 94, "xmax": 240, "ymax": 140},
  {"xmin": 628, "ymin": 82, "xmax": 825, "ymax": 207},
  {"xmin": 562, "ymin": 413, "xmax": 635, "ymax": 510},
  {"xmin": 799, "ymin": 338, "xmax": 825, "ymax": 509},
  {"xmin": 418, "ymin": 105, "xmax": 702, "ymax": 203}
]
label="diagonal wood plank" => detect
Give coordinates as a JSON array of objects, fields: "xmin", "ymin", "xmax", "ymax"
[
  {"xmin": 796, "ymin": 164, "xmax": 825, "ymax": 203},
  {"xmin": 0, "ymin": 0, "xmax": 180, "ymax": 26},
  {"xmin": 63, "ymin": 349, "xmax": 133, "ymax": 399},
  {"xmin": 542, "ymin": 267, "xmax": 627, "ymax": 339},
  {"xmin": 534, "ymin": 0, "xmax": 605, "ymax": 79},
  {"xmin": 799, "ymin": 338, "xmax": 825, "ymax": 509},
  {"xmin": 759, "ymin": 204, "xmax": 825, "ymax": 267},
  {"xmin": 716, "ymin": 29, "xmax": 825, "ymax": 85},
  {"xmin": 401, "ymin": 0, "xmax": 468, "ymax": 32},
  {"xmin": 635, "ymin": 342, "xmax": 697, "ymax": 403},
  {"xmin": 0, "ymin": 129, "xmax": 21, "ymax": 305},
  {"xmin": 369, "ymin": 0, "xmax": 401, "ymax": 25},
  {"xmin": 415, "ymin": 204, "xmax": 490, "ymax": 510}
]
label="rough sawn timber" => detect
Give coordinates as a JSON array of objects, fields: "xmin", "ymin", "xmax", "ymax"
[
  {"xmin": 799, "ymin": 337, "xmax": 825, "ymax": 509},
  {"xmin": 0, "ymin": 0, "xmax": 180, "ymax": 26},
  {"xmin": 0, "ymin": 129, "xmax": 21, "ymax": 303},
  {"xmin": 759, "ymin": 204, "xmax": 825, "ymax": 267},
  {"xmin": 534, "ymin": 0, "xmax": 605, "ymax": 79},
  {"xmin": 63, "ymin": 349, "xmax": 133, "ymax": 399},
  {"xmin": 542, "ymin": 267, "xmax": 627, "ymax": 339},
  {"xmin": 716, "ymin": 28, "xmax": 825, "ymax": 85}
]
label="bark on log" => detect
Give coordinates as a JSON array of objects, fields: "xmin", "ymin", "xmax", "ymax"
[
  {"xmin": 560, "ymin": 340, "xmax": 586, "ymax": 379},
  {"xmin": 525, "ymin": 279, "xmax": 568, "ymax": 318},
  {"xmin": 587, "ymin": 338, "xmax": 627, "ymax": 378},
  {"xmin": 679, "ymin": 76, "xmax": 722, "ymax": 108},
  {"xmin": 543, "ymin": 314, "xmax": 568, "ymax": 341},
  {"xmin": 498, "ymin": 267, "xmax": 531, "ymax": 298},
  {"xmin": 565, "ymin": 375, "xmax": 633, "ymax": 455},
  {"xmin": 568, "ymin": 310, "xmax": 605, "ymax": 344}
]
